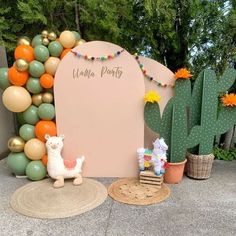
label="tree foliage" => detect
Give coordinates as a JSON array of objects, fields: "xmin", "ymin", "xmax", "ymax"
[{"xmin": 0, "ymin": 0, "xmax": 235, "ymax": 75}]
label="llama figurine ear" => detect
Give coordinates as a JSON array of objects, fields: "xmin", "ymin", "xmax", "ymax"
[
  {"xmin": 59, "ymin": 134, "xmax": 65, "ymax": 140},
  {"xmin": 45, "ymin": 134, "xmax": 51, "ymax": 140}
]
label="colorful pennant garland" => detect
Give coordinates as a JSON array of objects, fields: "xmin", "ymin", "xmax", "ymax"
[
  {"xmin": 71, "ymin": 49, "xmax": 125, "ymax": 61},
  {"xmin": 71, "ymin": 48, "xmax": 174, "ymax": 88},
  {"xmin": 134, "ymin": 54, "xmax": 175, "ymax": 88}
]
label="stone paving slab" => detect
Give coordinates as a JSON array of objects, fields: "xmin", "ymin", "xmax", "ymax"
[{"xmin": 0, "ymin": 159, "xmax": 236, "ymax": 236}]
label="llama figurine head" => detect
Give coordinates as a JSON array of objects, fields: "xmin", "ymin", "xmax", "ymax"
[
  {"xmin": 45, "ymin": 134, "xmax": 65, "ymax": 152},
  {"xmin": 153, "ymin": 137, "xmax": 168, "ymax": 152}
]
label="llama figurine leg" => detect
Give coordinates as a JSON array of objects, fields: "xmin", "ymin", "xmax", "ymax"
[
  {"xmin": 73, "ymin": 173, "xmax": 83, "ymax": 185},
  {"xmin": 152, "ymin": 158, "xmax": 162, "ymax": 176},
  {"xmin": 54, "ymin": 176, "xmax": 65, "ymax": 188},
  {"xmin": 137, "ymin": 148, "xmax": 145, "ymax": 171}
]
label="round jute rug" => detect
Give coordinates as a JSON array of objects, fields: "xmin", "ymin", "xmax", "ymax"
[
  {"xmin": 10, "ymin": 178, "xmax": 107, "ymax": 219},
  {"xmin": 108, "ymin": 178, "xmax": 170, "ymax": 205}
]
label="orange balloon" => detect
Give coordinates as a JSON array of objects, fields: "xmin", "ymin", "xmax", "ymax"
[
  {"xmin": 35, "ymin": 120, "xmax": 57, "ymax": 142},
  {"xmin": 40, "ymin": 73, "xmax": 54, "ymax": 88},
  {"xmin": 60, "ymin": 48, "xmax": 71, "ymax": 59},
  {"xmin": 42, "ymin": 154, "xmax": 48, "ymax": 166},
  {"xmin": 14, "ymin": 45, "xmax": 34, "ymax": 62},
  {"xmin": 8, "ymin": 66, "xmax": 29, "ymax": 86}
]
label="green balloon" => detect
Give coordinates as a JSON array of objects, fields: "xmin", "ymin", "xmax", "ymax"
[
  {"xmin": 19, "ymin": 124, "xmax": 35, "ymax": 141},
  {"xmin": 72, "ymin": 31, "xmax": 81, "ymax": 40},
  {"xmin": 32, "ymin": 35, "xmax": 43, "ymax": 47},
  {"xmin": 7, "ymin": 152, "xmax": 30, "ymax": 176},
  {"xmin": 34, "ymin": 45, "xmax": 49, "ymax": 62},
  {"xmin": 48, "ymin": 41, "xmax": 63, "ymax": 57},
  {"xmin": 23, "ymin": 105, "xmax": 40, "ymax": 125},
  {"xmin": 26, "ymin": 161, "xmax": 46, "ymax": 181},
  {"xmin": 26, "ymin": 77, "xmax": 43, "ymax": 94},
  {"xmin": 38, "ymin": 103, "xmax": 55, "ymax": 120},
  {"xmin": 16, "ymin": 112, "xmax": 26, "ymax": 126},
  {"xmin": 0, "ymin": 67, "xmax": 11, "ymax": 90},
  {"xmin": 29, "ymin": 60, "xmax": 45, "ymax": 77}
]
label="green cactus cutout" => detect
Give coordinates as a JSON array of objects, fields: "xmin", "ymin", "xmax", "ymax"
[
  {"xmin": 144, "ymin": 68, "xmax": 236, "ymax": 162},
  {"xmin": 144, "ymin": 79, "xmax": 198, "ymax": 162},
  {"xmin": 189, "ymin": 68, "xmax": 236, "ymax": 155}
]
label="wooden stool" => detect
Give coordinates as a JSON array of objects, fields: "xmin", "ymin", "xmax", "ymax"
[{"xmin": 139, "ymin": 171, "xmax": 163, "ymax": 189}]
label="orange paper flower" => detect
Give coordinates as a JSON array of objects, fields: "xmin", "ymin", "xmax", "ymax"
[
  {"xmin": 221, "ymin": 93, "xmax": 236, "ymax": 107},
  {"xmin": 174, "ymin": 68, "xmax": 192, "ymax": 80}
]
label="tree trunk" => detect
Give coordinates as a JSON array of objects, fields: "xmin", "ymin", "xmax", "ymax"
[
  {"xmin": 222, "ymin": 127, "xmax": 234, "ymax": 150},
  {"xmin": 74, "ymin": 1, "xmax": 81, "ymax": 35}
]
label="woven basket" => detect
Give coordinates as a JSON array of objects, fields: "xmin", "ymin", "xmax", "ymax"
[{"xmin": 186, "ymin": 153, "xmax": 214, "ymax": 179}]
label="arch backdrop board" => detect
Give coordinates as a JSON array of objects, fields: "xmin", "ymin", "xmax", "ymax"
[
  {"xmin": 54, "ymin": 41, "xmax": 145, "ymax": 177},
  {"xmin": 139, "ymin": 56, "xmax": 174, "ymax": 149}
]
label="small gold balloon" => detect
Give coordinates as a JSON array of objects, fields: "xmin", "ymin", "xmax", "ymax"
[
  {"xmin": 48, "ymin": 32, "xmax": 57, "ymax": 41},
  {"xmin": 42, "ymin": 37, "xmax": 50, "ymax": 46},
  {"xmin": 41, "ymin": 30, "xmax": 49, "ymax": 38},
  {"xmin": 32, "ymin": 93, "xmax": 43, "ymax": 106},
  {"xmin": 15, "ymin": 59, "xmax": 29, "ymax": 72},
  {"xmin": 8, "ymin": 136, "xmax": 25, "ymax": 152},
  {"xmin": 42, "ymin": 92, "xmax": 54, "ymax": 103},
  {"xmin": 75, "ymin": 39, "xmax": 86, "ymax": 46},
  {"xmin": 17, "ymin": 36, "xmax": 31, "ymax": 46}
]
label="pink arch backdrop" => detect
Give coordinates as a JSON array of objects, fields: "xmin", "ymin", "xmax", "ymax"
[{"xmin": 54, "ymin": 41, "xmax": 174, "ymax": 177}]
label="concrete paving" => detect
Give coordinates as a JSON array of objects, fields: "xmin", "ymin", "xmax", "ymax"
[{"xmin": 0, "ymin": 158, "xmax": 236, "ymax": 236}]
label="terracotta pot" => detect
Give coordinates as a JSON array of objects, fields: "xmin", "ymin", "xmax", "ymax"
[{"xmin": 164, "ymin": 159, "xmax": 187, "ymax": 184}]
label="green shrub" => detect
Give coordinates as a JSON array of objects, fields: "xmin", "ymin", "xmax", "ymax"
[{"xmin": 213, "ymin": 147, "xmax": 236, "ymax": 161}]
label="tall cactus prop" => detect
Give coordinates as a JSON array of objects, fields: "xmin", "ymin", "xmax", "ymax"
[
  {"xmin": 144, "ymin": 68, "xmax": 236, "ymax": 162},
  {"xmin": 144, "ymin": 79, "xmax": 200, "ymax": 163},
  {"xmin": 188, "ymin": 68, "xmax": 236, "ymax": 155}
]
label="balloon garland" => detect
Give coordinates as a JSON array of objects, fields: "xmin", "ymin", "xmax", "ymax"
[
  {"xmin": 0, "ymin": 30, "xmax": 86, "ymax": 181},
  {"xmin": 0, "ymin": 30, "xmax": 175, "ymax": 181}
]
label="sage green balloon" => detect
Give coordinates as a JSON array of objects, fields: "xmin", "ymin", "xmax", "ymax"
[
  {"xmin": 32, "ymin": 35, "xmax": 43, "ymax": 47},
  {"xmin": 26, "ymin": 77, "xmax": 43, "ymax": 94},
  {"xmin": 34, "ymin": 45, "xmax": 49, "ymax": 62},
  {"xmin": 7, "ymin": 152, "xmax": 30, "ymax": 175},
  {"xmin": 23, "ymin": 105, "xmax": 39, "ymax": 125},
  {"xmin": 0, "ymin": 68, "xmax": 11, "ymax": 90},
  {"xmin": 38, "ymin": 103, "xmax": 55, "ymax": 120},
  {"xmin": 48, "ymin": 41, "xmax": 63, "ymax": 57},
  {"xmin": 16, "ymin": 112, "xmax": 26, "ymax": 126},
  {"xmin": 19, "ymin": 124, "xmax": 35, "ymax": 141},
  {"xmin": 29, "ymin": 60, "xmax": 45, "ymax": 77},
  {"xmin": 26, "ymin": 161, "xmax": 46, "ymax": 181},
  {"xmin": 72, "ymin": 31, "xmax": 81, "ymax": 40}
]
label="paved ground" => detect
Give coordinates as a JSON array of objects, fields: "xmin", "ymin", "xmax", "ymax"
[{"xmin": 0, "ymin": 158, "xmax": 236, "ymax": 236}]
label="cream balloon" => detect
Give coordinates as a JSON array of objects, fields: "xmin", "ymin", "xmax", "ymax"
[
  {"xmin": 44, "ymin": 57, "xmax": 60, "ymax": 76},
  {"xmin": 2, "ymin": 86, "xmax": 32, "ymax": 112},
  {"xmin": 24, "ymin": 138, "xmax": 46, "ymax": 160},
  {"xmin": 59, "ymin": 30, "xmax": 76, "ymax": 48}
]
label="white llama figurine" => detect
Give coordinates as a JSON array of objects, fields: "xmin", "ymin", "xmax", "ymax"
[
  {"xmin": 152, "ymin": 138, "xmax": 168, "ymax": 175},
  {"xmin": 45, "ymin": 134, "xmax": 85, "ymax": 188},
  {"xmin": 152, "ymin": 138, "xmax": 168, "ymax": 160},
  {"xmin": 137, "ymin": 137, "xmax": 168, "ymax": 176}
]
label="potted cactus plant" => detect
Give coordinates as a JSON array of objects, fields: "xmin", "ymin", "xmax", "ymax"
[
  {"xmin": 144, "ymin": 68, "xmax": 236, "ymax": 183},
  {"xmin": 144, "ymin": 69, "xmax": 198, "ymax": 184},
  {"xmin": 186, "ymin": 69, "xmax": 236, "ymax": 179}
]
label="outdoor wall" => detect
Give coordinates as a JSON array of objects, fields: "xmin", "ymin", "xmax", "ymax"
[{"xmin": 0, "ymin": 46, "xmax": 15, "ymax": 158}]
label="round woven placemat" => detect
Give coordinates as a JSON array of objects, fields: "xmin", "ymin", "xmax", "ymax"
[
  {"xmin": 10, "ymin": 178, "xmax": 107, "ymax": 219},
  {"xmin": 108, "ymin": 178, "xmax": 170, "ymax": 205}
]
